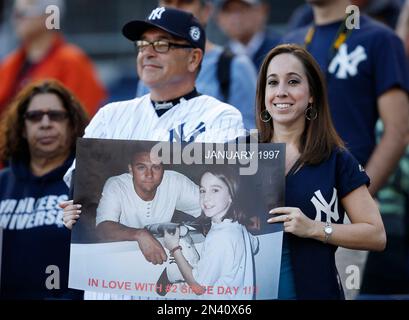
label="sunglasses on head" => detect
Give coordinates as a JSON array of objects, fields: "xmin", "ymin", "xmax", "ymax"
[{"xmin": 24, "ymin": 110, "xmax": 69, "ymax": 122}]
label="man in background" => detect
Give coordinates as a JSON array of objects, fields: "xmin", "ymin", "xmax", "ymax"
[
  {"xmin": 216, "ymin": 0, "xmax": 280, "ymax": 70},
  {"xmin": 0, "ymin": 0, "xmax": 107, "ymax": 117}
]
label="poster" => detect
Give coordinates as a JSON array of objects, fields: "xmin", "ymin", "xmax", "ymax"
[{"xmin": 69, "ymin": 138, "xmax": 285, "ymax": 299}]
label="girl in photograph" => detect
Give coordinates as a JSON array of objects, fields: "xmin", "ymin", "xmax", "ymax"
[{"xmin": 163, "ymin": 166, "xmax": 259, "ymax": 299}]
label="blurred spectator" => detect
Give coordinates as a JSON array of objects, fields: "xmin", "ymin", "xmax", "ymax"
[
  {"xmin": 137, "ymin": 0, "xmax": 258, "ymax": 130},
  {"xmin": 359, "ymin": 1, "xmax": 409, "ymax": 298},
  {"xmin": 287, "ymin": 0, "xmax": 402, "ymax": 31},
  {"xmin": 0, "ymin": 0, "xmax": 18, "ymax": 60},
  {"xmin": 0, "ymin": 0, "xmax": 3, "ymax": 23},
  {"xmin": 360, "ymin": 0, "xmax": 402, "ymax": 28},
  {"xmin": 283, "ymin": 0, "xmax": 409, "ymax": 196},
  {"xmin": 215, "ymin": 0, "xmax": 280, "ymax": 70},
  {"xmin": 0, "ymin": 79, "xmax": 88, "ymax": 299},
  {"xmin": 286, "ymin": 3, "xmax": 313, "ymax": 31},
  {"xmin": 396, "ymin": 0, "xmax": 409, "ymax": 56},
  {"xmin": 0, "ymin": 0, "xmax": 107, "ymax": 117},
  {"xmin": 359, "ymin": 120, "xmax": 409, "ymax": 297}
]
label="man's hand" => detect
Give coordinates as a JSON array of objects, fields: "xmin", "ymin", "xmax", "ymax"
[{"xmin": 136, "ymin": 229, "xmax": 167, "ymax": 265}]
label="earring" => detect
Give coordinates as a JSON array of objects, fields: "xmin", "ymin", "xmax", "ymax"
[
  {"xmin": 260, "ymin": 109, "xmax": 271, "ymax": 123},
  {"xmin": 305, "ymin": 104, "xmax": 317, "ymax": 121}
]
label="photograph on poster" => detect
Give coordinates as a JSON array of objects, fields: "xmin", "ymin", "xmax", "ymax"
[{"xmin": 69, "ymin": 138, "xmax": 285, "ymax": 299}]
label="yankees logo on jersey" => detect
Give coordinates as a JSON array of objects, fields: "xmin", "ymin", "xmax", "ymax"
[
  {"xmin": 311, "ymin": 188, "xmax": 341, "ymax": 223},
  {"xmin": 169, "ymin": 122, "xmax": 206, "ymax": 142}
]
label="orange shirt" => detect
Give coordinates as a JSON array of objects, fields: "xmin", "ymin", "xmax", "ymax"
[{"xmin": 0, "ymin": 34, "xmax": 107, "ymax": 117}]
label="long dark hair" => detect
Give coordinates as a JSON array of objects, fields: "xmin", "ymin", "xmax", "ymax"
[
  {"xmin": 256, "ymin": 44, "xmax": 344, "ymax": 165},
  {"xmin": 0, "ymin": 79, "xmax": 89, "ymax": 162},
  {"xmin": 200, "ymin": 166, "xmax": 248, "ymax": 225}
]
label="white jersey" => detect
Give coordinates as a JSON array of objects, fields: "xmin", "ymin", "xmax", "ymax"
[
  {"xmin": 64, "ymin": 94, "xmax": 245, "ymax": 186},
  {"xmin": 96, "ymin": 171, "xmax": 201, "ymax": 227},
  {"xmin": 192, "ymin": 219, "xmax": 259, "ymax": 300}
]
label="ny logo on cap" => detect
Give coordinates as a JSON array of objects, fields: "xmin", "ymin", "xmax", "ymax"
[
  {"xmin": 189, "ymin": 26, "xmax": 201, "ymax": 42},
  {"xmin": 149, "ymin": 7, "xmax": 166, "ymax": 20}
]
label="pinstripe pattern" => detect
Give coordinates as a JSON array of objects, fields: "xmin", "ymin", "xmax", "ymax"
[
  {"xmin": 67, "ymin": 93, "xmax": 246, "ymax": 300},
  {"xmin": 63, "ymin": 94, "xmax": 245, "ymax": 186}
]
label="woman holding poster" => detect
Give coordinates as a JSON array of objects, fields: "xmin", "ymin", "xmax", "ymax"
[
  {"xmin": 256, "ymin": 44, "xmax": 386, "ymax": 299},
  {"xmin": 163, "ymin": 167, "xmax": 259, "ymax": 300}
]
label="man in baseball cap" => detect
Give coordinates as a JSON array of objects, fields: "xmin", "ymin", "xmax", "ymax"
[
  {"xmin": 122, "ymin": 6, "xmax": 206, "ymax": 53},
  {"xmin": 135, "ymin": 0, "xmax": 258, "ymax": 131},
  {"xmin": 120, "ymin": 6, "xmax": 208, "ymax": 101}
]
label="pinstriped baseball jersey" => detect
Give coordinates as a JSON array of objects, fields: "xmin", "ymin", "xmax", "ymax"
[{"xmin": 64, "ymin": 93, "xmax": 245, "ymax": 186}]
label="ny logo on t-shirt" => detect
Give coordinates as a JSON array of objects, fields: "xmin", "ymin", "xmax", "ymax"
[
  {"xmin": 311, "ymin": 188, "xmax": 340, "ymax": 223},
  {"xmin": 328, "ymin": 44, "xmax": 367, "ymax": 79}
]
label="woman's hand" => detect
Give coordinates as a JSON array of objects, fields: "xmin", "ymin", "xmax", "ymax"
[
  {"xmin": 268, "ymin": 207, "xmax": 316, "ymax": 238},
  {"xmin": 60, "ymin": 200, "xmax": 82, "ymax": 230},
  {"xmin": 163, "ymin": 227, "xmax": 180, "ymax": 250}
]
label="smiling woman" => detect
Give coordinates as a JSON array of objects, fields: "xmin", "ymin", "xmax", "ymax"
[
  {"xmin": 255, "ymin": 44, "xmax": 386, "ymax": 300},
  {"xmin": 0, "ymin": 79, "xmax": 89, "ymax": 299}
]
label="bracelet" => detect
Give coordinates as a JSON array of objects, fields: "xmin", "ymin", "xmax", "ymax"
[{"xmin": 169, "ymin": 245, "xmax": 182, "ymax": 256}]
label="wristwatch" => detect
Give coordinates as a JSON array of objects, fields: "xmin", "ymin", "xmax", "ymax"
[{"xmin": 324, "ymin": 221, "xmax": 333, "ymax": 243}]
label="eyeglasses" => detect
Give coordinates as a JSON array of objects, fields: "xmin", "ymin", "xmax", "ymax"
[
  {"xmin": 24, "ymin": 110, "xmax": 69, "ymax": 122},
  {"xmin": 134, "ymin": 40, "xmax": 193, "ymax": 54}
]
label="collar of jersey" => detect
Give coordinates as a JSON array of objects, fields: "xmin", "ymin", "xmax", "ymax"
[{"xmin": 151, "ymin": 88, "xmax": 200, "ymax": 115}]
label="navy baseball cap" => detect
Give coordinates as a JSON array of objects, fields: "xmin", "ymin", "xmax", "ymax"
[{"xmin": 122, "ymin": 7, "xmax": 206, "ymax": 53}]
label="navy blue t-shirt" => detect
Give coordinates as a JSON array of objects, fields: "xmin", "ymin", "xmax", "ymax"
[
  {"xmin": 0, "ymin": 156, "xmax": 81, "ymax": 299},
  {"xmin": 284, "ymin": 148, "xmax": 369, "ymax": 299},
  {"xmin": 282, "ymin": 15, "xmax": 409, "ymax": 165}
]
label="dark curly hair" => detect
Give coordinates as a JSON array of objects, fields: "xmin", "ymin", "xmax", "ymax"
[{"xmin": 0, "ymin": 79, "xmax": 89, "ymax": 162}]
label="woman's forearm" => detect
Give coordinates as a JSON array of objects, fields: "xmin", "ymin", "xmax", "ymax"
[{"xmin": 172, "ymin": 249, "xmax": 205, "ymax": 295}]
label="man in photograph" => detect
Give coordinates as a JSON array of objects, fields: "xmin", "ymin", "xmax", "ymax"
[{"xmin": 95, "ymin": 144, "xmax": 201, "ymax": 265}]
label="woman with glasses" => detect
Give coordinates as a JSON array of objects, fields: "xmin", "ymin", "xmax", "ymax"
[{"xmin": 0, "ymin": 79, "xmax": 88, "ymax": 299}]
